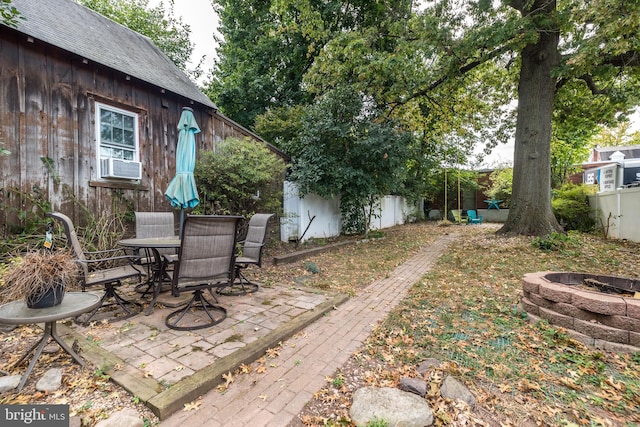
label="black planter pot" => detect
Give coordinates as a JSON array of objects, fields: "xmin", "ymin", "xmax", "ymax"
[{"xmin": 26, "ymin": 283, "xmax": 65, "ymax": 309}]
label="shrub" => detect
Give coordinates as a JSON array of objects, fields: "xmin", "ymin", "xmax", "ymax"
[
  {"xmin": 551, "ymin": 183, "xmax": 596, "ymax": 232},
  {"xmin": 194, "ymin": 137, "xmax": 286, "ymax": 219},
  {"xmin": 532, "ymin": 231, "xmax": 572, "ymax": 251}
]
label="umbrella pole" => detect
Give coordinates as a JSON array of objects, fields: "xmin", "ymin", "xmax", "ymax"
[{"xmin": 179, "ymin": 209, "xmax": 184, "ymax": 239}]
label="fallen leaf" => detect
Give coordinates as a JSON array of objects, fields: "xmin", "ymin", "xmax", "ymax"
[
  {"xmin": 183, "ymin": 400, "xmax": 201, "ymax": 411},
  {"xmin": 222, "ymin": 371, "xmax": 233, "ymax": 387}
]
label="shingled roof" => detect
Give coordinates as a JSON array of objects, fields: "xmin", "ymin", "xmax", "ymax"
[
  {"xmin": 590, "ymin": 145, "xmax": 640, "ymax": 162},
  {"xmin": 6, "ymin": 0, "xmax": 216, "ymax": 109}
]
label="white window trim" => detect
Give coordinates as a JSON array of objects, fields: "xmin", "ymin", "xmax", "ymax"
[{"xmin": 95, "ymin": 102, "xmax": 141, "ymax": 180}]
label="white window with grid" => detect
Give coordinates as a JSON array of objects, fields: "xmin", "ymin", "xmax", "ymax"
[{"xmin": 96, "ymin": 103, "xmax": 142, "ymax": 180}]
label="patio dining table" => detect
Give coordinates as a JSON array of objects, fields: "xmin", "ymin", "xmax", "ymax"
[{"xmin": 118, "ymin": 237, "xmax": 180, "ymax": 315}]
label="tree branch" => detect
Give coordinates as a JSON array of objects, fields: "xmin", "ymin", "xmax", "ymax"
[
  {"xmin": 580, "ymin": 74, "xmax": 607, "ymax": 95},
  {"xmin": 394, "ymin": 43, "xmax": 515, "ymax": 109},
  {"xmin": 605, "ymin": 51, "xmax": 640, "ymax": 67},
  {"xmin": 556, "ymin": 74, "xmax": 608, "ymax": 95},
  {"xmin": 508, "ymin": 0, "xmax": 527, "ymax": 14}
]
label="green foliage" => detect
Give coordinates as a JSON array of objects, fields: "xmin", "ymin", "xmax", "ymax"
[
  {"xmin": 193, "ymin": 137, "xmax": 285, "ymax": 218},
  {"xmin": 366, "ymin": 418, "xmax": 390, "ymax": 427},
  {"xmin": 0, "ymin": 185, "xmax": 52, "ymax": 238},
  {"xmin": 282, "ymin": 86, "xmax": 412, "ymax": 234},
  {"xmin": 208, "ymin": 0, "xmax": 413, "ymax": 129},
  {"xmin": 0, "ymin": 186, "xmax": 128, "ymax": 260},
  {"xmin": 551, "ymin": 184, "xmax": 596, "ymax": 232},
  {"xmin": 424, "ymin": 167, "xmax": 479, "ymax": 213},
  {"xmin": 331, "ymin": 373, "xmax": 345, "ymax": 387},
  {"xmin": 254, "ymin": 105, "xmax": 306, "ymax": 148},
  {"xmin": 78, "ymin": 0, "xmax": 200, "ymax": 79},
  {"xmin": 206, "ymin": 0, "xmax": 314, "ymax": 128},
  {"xmin": 588, "ymin": 122, "xmax": 640, "ymax": 148},
  {"xmin": 484, "ymin": 167, "xmax": 512, "ymax": 208},
  {"xmin": 532, "ymin": 232, "xmax": 574, "ymax": 252},
  {"xmin": 0, "ymin": 0, "xmax": 21, "ymax": 28}
]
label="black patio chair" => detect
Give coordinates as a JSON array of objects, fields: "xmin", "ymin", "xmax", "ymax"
[
  {"xmin": 46, "ymin": 212, "xmax": 146, "ymax": 325},
  {"xmin": 165, "ymin": 215, "xmax": 242, "ymax": 331},
  {"xmin": 218, "ymin": 213, "xmax": 274, "ymax": 296}
]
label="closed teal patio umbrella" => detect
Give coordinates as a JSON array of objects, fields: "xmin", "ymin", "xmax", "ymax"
[{"xmin": 164, "ymin": 107, "xmax": 200, "ymax": 237}]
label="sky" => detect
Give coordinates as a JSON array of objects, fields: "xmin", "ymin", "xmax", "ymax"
[{"xmin": 149, "ymin": 0, "xmax": 219, "ymax": 78}]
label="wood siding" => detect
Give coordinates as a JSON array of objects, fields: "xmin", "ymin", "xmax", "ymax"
[{"xmin": 0, "ymin": 31, "xmax": 258, "ymax": 233}]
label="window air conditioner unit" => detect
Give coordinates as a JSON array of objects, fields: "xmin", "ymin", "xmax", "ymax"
[{"xmin": 101, "ymin": 158, "xmax": 142, "ymax": 180}]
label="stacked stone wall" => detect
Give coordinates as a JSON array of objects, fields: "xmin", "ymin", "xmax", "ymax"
[{"xmin": 521, "ymin": 271, "xmax": 640, "ymax": 353}]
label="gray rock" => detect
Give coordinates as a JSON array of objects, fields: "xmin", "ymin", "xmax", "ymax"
[
  {"xmin": 398, "ymin": 377, "xmax": 428, "ymax": 397},
  {"xmin": 0, "ymin": 375, "xmax": 21, "ymax": 392},
  {"xmin": 36, "ymin": 368, "xmax": 63, "ymax": 392},
  {"xmin": 350, "ymin": 386, "xmax": 433, "ymax": 427},
  {"xmin": 43, "ymin": 343, "xmax": 60, "ymax": 354},
  {"xmin": 417, "ymin": 358, "xmax": 441, "ymax": 375},
  {"xmin": 440, "ymin": 375, "xmax": 477, "ymax": 407},
  {"xmin": 95, "ymin": 408, "xmax": 144, "ymax": 427}
]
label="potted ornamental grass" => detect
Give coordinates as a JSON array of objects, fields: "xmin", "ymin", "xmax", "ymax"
[{"xmin": 0, "ymin": 250, "xmax": 79, "ymax": 308}]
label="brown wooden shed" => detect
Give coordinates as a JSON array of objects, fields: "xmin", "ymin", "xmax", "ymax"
[{"xmin": 0, "ymin": 0, "xmax": 279, "ymax": 233}]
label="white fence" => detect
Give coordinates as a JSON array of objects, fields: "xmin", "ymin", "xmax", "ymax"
[
  {"xmin": 588, "ymin": 186, "xmax": 640, "ymax": 242},
  {"xmin": 281, "ymin": 181, "xmax": 417, "ymax": 242}
]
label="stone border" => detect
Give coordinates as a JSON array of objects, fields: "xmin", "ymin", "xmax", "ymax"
[
  {"xmin": 272, "ymin": 241, "xmax": 356, "ymax": 265},
  {"xmin": 521, "ymin": 271, "xmax": 640, "ymax": 353},
  {"xmin": 272, "ymin": 237, "xmax": 387, "ymax": 265}
]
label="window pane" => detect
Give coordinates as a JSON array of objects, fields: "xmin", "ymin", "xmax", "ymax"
[
  {"xmin": 123, "ymin": 130, "xmax": 134, "ymax": 147},
  {"xmin": 113, "ymin": 128, "xmax": 123, "ymax": 144},
  {"xmin": 101, "ymin": 110, "xmax": 111, "ymax": 124},
  {"xmin": 123, "ymin": 150, "xmax": 134, "ymax": 160},
  {"xmin": 123, "ymin": 116, "xmax": 134, "ymax": 131},
  {"xmin": 100, "ymin": 123, "xmax": 112, "ymax": 142}
]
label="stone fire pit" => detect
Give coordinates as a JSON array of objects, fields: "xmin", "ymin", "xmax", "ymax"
[{"xmin": 521, "ymin": 271, "xmax": 640, "ymax": 352}]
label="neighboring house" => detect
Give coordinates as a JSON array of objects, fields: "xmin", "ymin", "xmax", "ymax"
[
  {"xmin": 0, "ymin": 0, "xmax": 281, "ymax": 232},
  {"xmin": 583, "ymin": 145, "xmax": 640, "ymax": 243},
  {"xmin": 588, "ymin": 145, "xmax": 640, "ymax": 163},
  {"xmin": 581, "ymin": 145, "xmax": 640, "ymax": 192}
]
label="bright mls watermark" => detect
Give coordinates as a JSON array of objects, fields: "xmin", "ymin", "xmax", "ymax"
[{"xmin": 0, "ymin": 405, "xmax": 69, "ymax": 426}]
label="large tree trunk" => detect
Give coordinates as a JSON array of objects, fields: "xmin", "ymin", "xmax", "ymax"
[{"xmin": 498, "ymin": 0, "xmax": 563, "ymax": 236}]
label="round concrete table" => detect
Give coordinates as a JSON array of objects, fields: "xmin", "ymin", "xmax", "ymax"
[{"xmin": 0, "ymin": 292, "xmax": 102, "ymax": 391}]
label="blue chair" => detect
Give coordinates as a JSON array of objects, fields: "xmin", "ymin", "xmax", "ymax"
[{"xmin": 467, "ymin": 210, "xmax": 483, "ymax": 224}]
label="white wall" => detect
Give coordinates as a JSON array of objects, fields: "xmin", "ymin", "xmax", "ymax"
[
  {"xmin": 588, "ymin": 186, "xmax": 640, "ymax": 242},
  {"xmin": 281, "ymin": 181, "xmax": 341, "ymax": 242},
  {"xmin": 281, "ymin": 182, "xmax": 416, "ymax": 242},
  {"xmin": 370, "ymin": 196, "xmax": 409, "ymax": 230}
]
